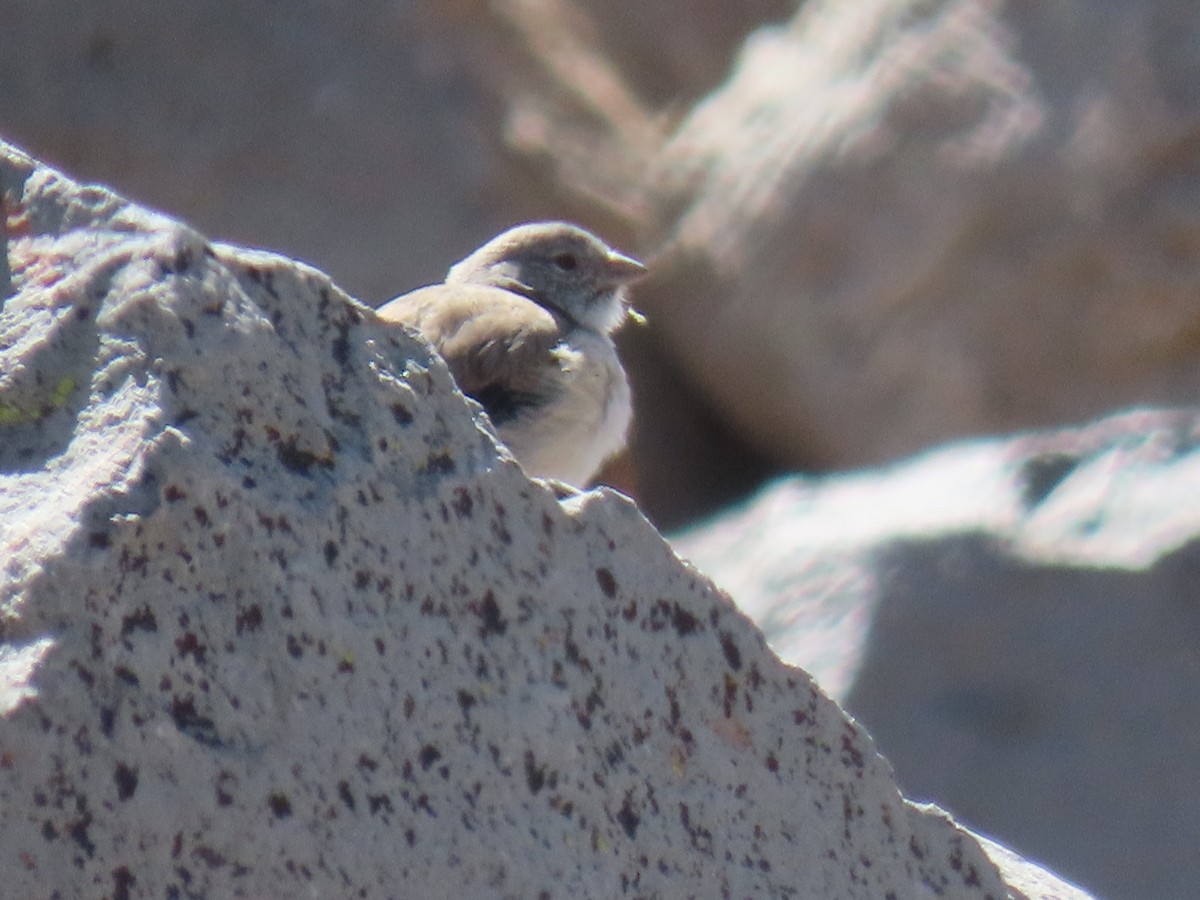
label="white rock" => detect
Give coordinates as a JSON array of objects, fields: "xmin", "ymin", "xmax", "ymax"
[
  {"xmin": 647, "ymin": 0, "xmax": 1200, "ymax": 470},
  {"xmin": 0, "ymin": 140, "xmax": 1088, "ymax": 899},
  {"xmin": 675, "ymin": 408, "xmax": 1200, "ymax": 898}
]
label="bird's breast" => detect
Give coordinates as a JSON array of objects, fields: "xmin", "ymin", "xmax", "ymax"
[{"xmin": 498, "ymin": 330, "xmax": 631, "ymax": 485}]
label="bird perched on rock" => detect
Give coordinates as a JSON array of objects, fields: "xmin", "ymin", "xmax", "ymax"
[{"xmin": 376, "ymin": 222, "xmax": 646, "ymax": 486}]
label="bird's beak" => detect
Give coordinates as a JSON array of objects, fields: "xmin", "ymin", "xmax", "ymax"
[
  {"xmin": 603, "ymin": 249, "xmax": 647, "ymax": 325},
  {"xmin": 604, "ymin": 250, "xmax": 647, "ymax": 284}
]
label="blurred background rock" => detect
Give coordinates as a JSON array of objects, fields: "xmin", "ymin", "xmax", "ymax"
[{"xmin": 5, "ymin": 1, "xmax": 1200, "ymax": 896}]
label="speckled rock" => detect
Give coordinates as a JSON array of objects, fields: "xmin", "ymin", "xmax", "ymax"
[
  {"xmin": 674, "ymin": 408, "xmax": 1200, "ymax": 899},
  {"xmin": 0, "ymin": 141, "xmax": 1088, "ymax": 899}
]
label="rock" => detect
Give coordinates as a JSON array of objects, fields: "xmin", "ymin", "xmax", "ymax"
[
  {"xmin": 0, "ymin": 142, "xmax": 1089, "ymax": 898},
  {"xmin": 645, "ymin": 0, "xmax": 1200, "ymax": 469},
  {"xmin": 674, "ymin": 407, "xmax": 1200, "ymax": 899}
]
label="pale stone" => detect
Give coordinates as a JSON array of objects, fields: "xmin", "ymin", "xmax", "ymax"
[
  {"xmin": 0, "ymin": 142, "xmax": 1088, "ymax": 898},
  {"xmin": 646, "ymin": 0, "xmax": 1200, "ymax": 470},
  {"xmin": 675, "ymin": 408, "xmax": 1200, "ymax": 899}
]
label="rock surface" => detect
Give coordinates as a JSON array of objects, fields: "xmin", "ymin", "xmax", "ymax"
[
  {"xmin": 674, "ymin": 407, "xmax": 1200, "ymax": 900},
  {"xmin": 0, "ymin": 144, "xmax": 1090, "ymax": 897},
  {"xmin": 644, "ymin": 0, "xmax": 1200, "ymax": 469}
]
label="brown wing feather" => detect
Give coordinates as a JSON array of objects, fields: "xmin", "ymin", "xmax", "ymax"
[{"xmin": 376, "ymin": 285, "xmax": 565, "ymax": 422}]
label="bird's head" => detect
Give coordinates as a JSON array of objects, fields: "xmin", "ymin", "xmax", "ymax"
[{"xmin": 446, "ymin": 222, "xmax": 646, "ymax": 334}]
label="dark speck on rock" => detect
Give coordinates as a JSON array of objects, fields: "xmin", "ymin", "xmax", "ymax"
[
  {"xmin": 114, "ymin": 763, "xmax": 138, "ymax": 800},
  {"xmin": 595, "ymin": 568, "xmax": 617, "ymax": 598},
  {"xmin": 268, "ymin": 792, "xmax": 292, "ymax": 818},
  {"xmin": 719, "ymin": 631, "xmax": 742, "ymax": 671}
]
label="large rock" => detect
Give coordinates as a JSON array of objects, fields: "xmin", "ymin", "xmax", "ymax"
[
  {"xmin": 645, "ymin": 0, "xmax": 1200, "ymax": 468},
  {"xmin": 0, "ymin": 144, "xmax": 1088, "ymax": 897},
  {"xmin": 674, "ymin": 408, "xmax": 1200, "ymax": 900}
]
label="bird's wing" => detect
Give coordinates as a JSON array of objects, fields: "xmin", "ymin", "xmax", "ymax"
[{"xmin": 376, "ymin": 285, "xmax": 566, "ymax": 424}]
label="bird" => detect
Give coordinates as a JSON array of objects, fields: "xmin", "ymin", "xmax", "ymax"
[{"xmin": 376, "ymin": 221, "xmax": 646, "ymax": 486}]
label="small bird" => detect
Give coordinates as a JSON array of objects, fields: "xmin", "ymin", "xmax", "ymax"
[{"xmin": 376, "ymin": 222, "xmax": 646, "ymax": 486}]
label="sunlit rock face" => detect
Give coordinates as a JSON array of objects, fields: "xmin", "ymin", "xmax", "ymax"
[{"xmin": 0, "ymin": 142, "xmax": 1089, "ymax": 898}]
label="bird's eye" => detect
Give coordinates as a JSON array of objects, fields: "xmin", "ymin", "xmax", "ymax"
[{"xmin": 552, "ymin": 253, "xmax": 578, "ymax": 271}]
